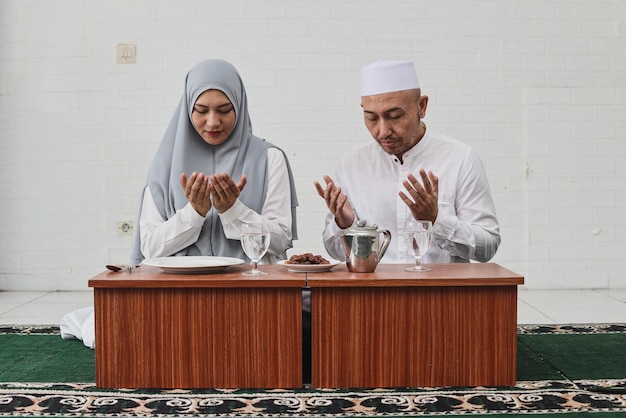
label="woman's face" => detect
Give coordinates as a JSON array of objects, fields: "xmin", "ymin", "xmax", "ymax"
[{"xmin": 191, "ymin": 89, "xmax": 236, "ymax": 146}]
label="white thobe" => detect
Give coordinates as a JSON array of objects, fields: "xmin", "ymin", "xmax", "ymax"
[{"xmin": 322, "ymin": 129, "xmax": 500, "ymax": 264}]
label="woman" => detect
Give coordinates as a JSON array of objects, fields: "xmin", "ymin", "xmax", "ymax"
[
  {"xmin": 130, "ymin": 58, "xmax": 298, "ymax": 264},
  {"xmin": 62, "ymin": 59, "xmax": 298, "ymax": 349}
]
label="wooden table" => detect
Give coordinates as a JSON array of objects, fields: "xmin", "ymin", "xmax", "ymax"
[
  {"xmin": 89, "ymin": 262, "xmax": 523, "ymax": 389},
  {"xmin": 88, "ymin": 264, "xmax": 305, "ymax": 389},
  {"xmin": 308, "ymin": 263, "xmax": 524, "ymax": 388}
]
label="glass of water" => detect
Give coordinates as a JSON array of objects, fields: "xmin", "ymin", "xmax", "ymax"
[
  {"xmin": 241, "ymin": 222, "xmax": 271, "ymax": 276},
  {"xmin": 404, "ymin": 219, "xmax": 433, "ymax": 272}
]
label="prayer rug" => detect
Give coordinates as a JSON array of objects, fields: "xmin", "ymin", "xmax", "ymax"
[{"xmin": 1, "ymin": 324, "xmax": 625, "ymax": 417}]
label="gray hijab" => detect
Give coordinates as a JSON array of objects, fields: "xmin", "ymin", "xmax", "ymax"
[{"xmin": 130, "ymin": 59, "xmax": 298, "ymax": 264}]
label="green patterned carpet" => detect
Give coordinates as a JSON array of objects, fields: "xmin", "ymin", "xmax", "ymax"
[{"xmin": 1, "ymin": 324, "xmax": 625, "ymax": 417}]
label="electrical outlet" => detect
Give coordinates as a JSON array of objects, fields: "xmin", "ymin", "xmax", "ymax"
[
  {"xmin": 116, "ymin": 221, "xmax": 134, "ymax": 236},
  {"xmin": 116, "ymin": 43, "xmax": 136, "ymax": 64}
]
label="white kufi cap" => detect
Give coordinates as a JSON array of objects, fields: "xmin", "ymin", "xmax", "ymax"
[{"xmin": 360, "ymin": 59, "xmax": 420, "ymax": 96}]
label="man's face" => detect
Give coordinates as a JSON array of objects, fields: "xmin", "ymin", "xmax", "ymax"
[{"xmin": 361, "ymin": 89, "xmax": 428, "ymax": 158}]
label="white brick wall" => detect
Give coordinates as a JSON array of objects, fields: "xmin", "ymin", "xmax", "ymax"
[{"xmin": 1, "ymin": 0, "xmax": 625, "ymax": 291}]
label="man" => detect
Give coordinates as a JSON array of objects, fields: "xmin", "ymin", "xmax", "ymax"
[{"xmin": 315, "ymin": 59, "xmax": 500, "ymax": 264}]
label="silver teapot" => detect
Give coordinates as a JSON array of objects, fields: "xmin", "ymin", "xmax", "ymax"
[{"xmin": 341, "ymin": 220, "xmax": 391, "ymax": 273}]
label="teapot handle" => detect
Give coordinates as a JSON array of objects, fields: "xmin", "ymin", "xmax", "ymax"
[{"xmin": 378, "ymin": 229, "xmax": 391, "ymax": 261}]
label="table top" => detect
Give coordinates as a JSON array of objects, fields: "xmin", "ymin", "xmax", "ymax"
[
  {"xmin": 88, "ymin": 264, "xmax": 307, "ymax": 288},
  {"xmin": 88, "ymin": 262, "xmax": 523, "ymax": 289},
  {"xmin": 307, "ymin": 263, "xmax": 524, "ymax": 287}
]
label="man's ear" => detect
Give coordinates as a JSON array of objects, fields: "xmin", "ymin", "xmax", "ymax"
[{"xmin": 418, "ymin": 95, "xmax": 429, "ymax": 118}]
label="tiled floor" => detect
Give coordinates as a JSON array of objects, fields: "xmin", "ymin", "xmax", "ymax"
[{"xmin": 1, "ymin": 289, "xmax": 626, "ymax": 325}]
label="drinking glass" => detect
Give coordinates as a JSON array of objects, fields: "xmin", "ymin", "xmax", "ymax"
[
  {"xmin": 240, "ymin": 222, "xmax": 271, "ymax": 276},
  {"xmin": 403, "ymin": 219, "xmax": 433, "ymax": 272}
]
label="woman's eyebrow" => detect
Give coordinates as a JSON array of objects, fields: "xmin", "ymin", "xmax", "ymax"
[{"xmin": 194, "ymin": 102, "xmax": 232, "ymax": 109}]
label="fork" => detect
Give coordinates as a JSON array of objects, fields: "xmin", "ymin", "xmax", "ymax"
[{"xmin": 106, "ymin": 264, "xmax": 137, "ymax": 273}]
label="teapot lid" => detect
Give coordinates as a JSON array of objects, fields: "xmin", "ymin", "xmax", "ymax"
[{"xmin": 348, "ymin": 219, "xmax": 378, "ymax": 232}]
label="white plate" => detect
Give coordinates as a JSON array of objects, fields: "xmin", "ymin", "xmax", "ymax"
[
  {"xmin": 278, "ymin": 260, "xmax": 342, "ymax": 273},
  {"xmin": 142, "ymin": 256, "xmax": 245, "ymax": 274}
]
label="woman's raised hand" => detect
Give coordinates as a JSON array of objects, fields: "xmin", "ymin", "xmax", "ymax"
[
  {"xmin": 180, "ymin": 172, "xmax": 212, "ymax": 216},
  {"xmin": 210, "ymin": 173, "xmax": 247, "ymax": 213}
]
